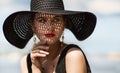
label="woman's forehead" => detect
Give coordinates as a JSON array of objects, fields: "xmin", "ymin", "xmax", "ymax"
[{"xmin": 35, "ymin": 12, "xmax": 63, "ymax": 17}]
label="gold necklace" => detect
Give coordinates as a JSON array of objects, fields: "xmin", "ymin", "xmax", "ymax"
[{"xmin": 41, "ymin": 42, "xmax": 62, "ymax": 73}]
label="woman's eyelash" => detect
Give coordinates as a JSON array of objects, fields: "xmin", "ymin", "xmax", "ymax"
[{"xmin": 37, "ymin": 17, "xmax": 46, "ymax": 23}]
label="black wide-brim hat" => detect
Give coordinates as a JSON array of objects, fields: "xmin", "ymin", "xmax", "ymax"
[{"xmin": 3, "ymin": 0, "xmax": 97, "ymax": 49}]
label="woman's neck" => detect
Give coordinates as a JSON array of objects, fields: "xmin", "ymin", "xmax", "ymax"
[{"xmin": 45, "ymin": 41, "xmax": 63, "ymax": 60}]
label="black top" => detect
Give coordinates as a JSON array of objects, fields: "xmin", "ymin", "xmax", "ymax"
[{"xmin": 26, "ymin": 44, "xmax": 91, "ymax": 73}]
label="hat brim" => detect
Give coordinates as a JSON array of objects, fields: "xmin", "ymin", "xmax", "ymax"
[{"xmin": 3, "ymin": 10, "xmax": 96, "ymax": 49}]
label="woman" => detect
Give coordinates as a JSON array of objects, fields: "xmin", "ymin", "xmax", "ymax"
[{"xmin": 3, "ymin": 0, "xmax": 97, "ymax": 73}]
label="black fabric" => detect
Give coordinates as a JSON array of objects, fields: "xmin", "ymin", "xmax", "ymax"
[
  {"xmin": 26, "ymin": 44, "xmax": 91, "ymax": 73},
  {"xmin": 27, "ymin": 54, "xmax": 32, "ymax": 73},
  {"xmin": 55, "ymin": 44, "xmax": 91, "ymax": 73},
  {"xmin": 3, "ymin": 12, "xmax": 32, "ymax": 49}
]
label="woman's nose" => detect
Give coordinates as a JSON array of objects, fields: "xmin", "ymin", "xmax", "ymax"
[{"xmin": 46, "ymin": 20, "xmax": 54, "ymax": 31}]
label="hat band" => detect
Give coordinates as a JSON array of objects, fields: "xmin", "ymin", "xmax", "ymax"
[{"xmin": 31, "ymin": 0, "xmax": 64, "ymax": 11}]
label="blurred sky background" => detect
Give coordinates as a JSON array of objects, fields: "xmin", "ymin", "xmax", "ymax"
[{"xmin": 0, "ymin": 0, "xmax": 120, "ymax": 73}]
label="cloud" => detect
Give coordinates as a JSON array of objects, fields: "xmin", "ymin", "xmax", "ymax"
[
  {"xmin": 0, "ymin": 0, "xmax": 30, "ymax": 26},
  {"xmin": 64, "ymin": 0, "xmax": 120, "ymax": 15},
  {"xmin": 0, "ymin": 0, "xmax": 11, "ymax": 4},
  {"xmin": 1, "ymin": 0, "xmax": 30, "ymax": 14},
  {"xmin": 64, "ymin": 0, "xmax": 86, "ymax": 10},
  {"xmin": 64, "ymin": 0, "xmax": 101, "ymax": 12},
  {"xmin": 88, "ymin": 0, "xmax": 120, "ymax": 14}
]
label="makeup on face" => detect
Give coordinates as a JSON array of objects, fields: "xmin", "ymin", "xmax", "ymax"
[
  {"xmin": 44, "ymin": 33, "xmax": 55, "ymax": 38},
  {"xmin": 33, "ymin": 13, "xmax": 65, "ymax": 44}
]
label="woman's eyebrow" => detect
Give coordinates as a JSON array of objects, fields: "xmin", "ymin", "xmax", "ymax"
[
  {"xmin": 54, "ymin": 15, "xmax": 62, "ymax": 18},
  {"xmin": 35, "ymin": 16, "xmax": 44, "ymax": 19}
]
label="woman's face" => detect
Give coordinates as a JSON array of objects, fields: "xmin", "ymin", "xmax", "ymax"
[{"xmin": 31, "ymin": 13, "xmax": 65, "ymax": 45}]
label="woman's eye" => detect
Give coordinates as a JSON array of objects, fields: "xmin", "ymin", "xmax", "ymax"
[
  {"xmin": 37, "ymin": 17, "xmax": 46, "ymax": 23},
  {"xmin": 53, "ymin": 18, "xmax": 60, "ymax": 23}
]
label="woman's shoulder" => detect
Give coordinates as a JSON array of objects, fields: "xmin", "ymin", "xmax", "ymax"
[
  {"xmin": 61, "ymin": 44, "xmax": 84, "ymax": 57},
  {"xmin": 65, "ymin": 44, "xmax": 87, "ymax": 73},
  {"xmin": 57, "ymin": 44, "xmax": 91, "ymax": 73},
  {"xmin": 65, "ymin": 44, "xmax": 85, "ymax": 60},
  {"xmin": 63, "ymin": 44, "xmax": 83, "ymax": 53}
]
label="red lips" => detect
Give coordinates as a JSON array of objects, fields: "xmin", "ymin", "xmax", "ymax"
[{"xmin": 45, "ymin": 33, "xmax": 55, "ymax": 38}]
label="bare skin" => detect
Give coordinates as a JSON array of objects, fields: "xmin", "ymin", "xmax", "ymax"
[{"xmin": 21, "ymin": 13, "xmax": 87, "ymax": 73}]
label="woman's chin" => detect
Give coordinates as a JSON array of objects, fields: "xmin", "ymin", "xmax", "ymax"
[{"xmin": 44, "ymin": 40, "xmax": 55, "ymax": 45}]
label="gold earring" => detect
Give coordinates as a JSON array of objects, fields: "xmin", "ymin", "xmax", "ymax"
[
  {"xmin": 60, "ymin": 33, "xmax": 64, "ymax": 48},
  {"xmin": 61, "ymin": 31, "xmax": 64, "ymax": 43},
  {"xmin": 33, "ymin": 34, "xmax": 36, "ymax": 48},
  {"xmin": 61, "ymin": 34, "xmax": 64, "ymax": 43}
]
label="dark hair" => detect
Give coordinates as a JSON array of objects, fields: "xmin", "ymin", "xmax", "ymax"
[{"xmin": 30, "ymin": 12, "xmax": 36, "ymax": 22}]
